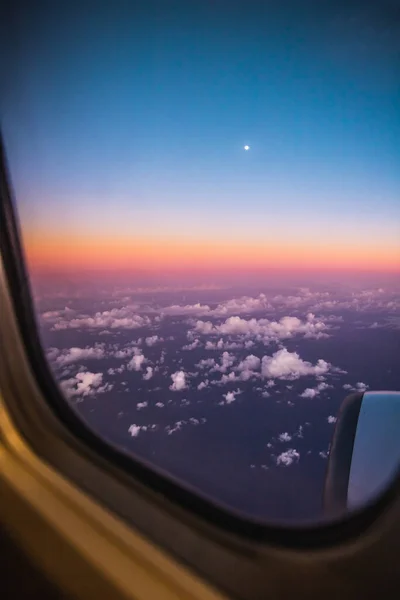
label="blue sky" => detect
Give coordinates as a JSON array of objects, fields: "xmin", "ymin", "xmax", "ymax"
[{"xmin": 1, "ymin": 0, "xmax": 399, "ymax": 272}]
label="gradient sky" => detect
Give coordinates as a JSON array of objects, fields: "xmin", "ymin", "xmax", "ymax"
[{"xmin": 1, "ymin": 0, "xmax": 399, "ymax": 275}]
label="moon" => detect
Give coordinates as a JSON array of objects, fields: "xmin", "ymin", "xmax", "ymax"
[{"xmin": 244, "ymin": 145, "xmax": 250, "ymax": 151}]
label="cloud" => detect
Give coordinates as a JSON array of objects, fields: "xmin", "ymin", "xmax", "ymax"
[
  {"xmin": 211, "ymin": 352, "xmax": 236, "ymax": 373},
  {"xmin": 170, "ymin": 370, "xmax": 187, "ymax": 391},
  {"xmin": 113, "ymin": 345, "xmax": 139, "ymax": 358},
  {"xmin": 310, "ymin": 287, "xmax": 400, "ymax": 314},
  {"xmin": 219, "ymin": 371, "xmax": 240, "ymax": 385},
  {"xmin": 317, "ymin": 381, "xmax": 331, "ymax": 391},
  {"xmin": 276, "ymin": 449, "xmax": 300, "ymax": 466},
  {"xmin": 165, "ymin": 417, "xmax": 207, "ymax": 435},
  {"xmin": 300, "ymin": 388, "xmax": 319, "ymax": 398},
  {"xmin": 299, "ymin": 380, "xmax": 333, "ymax": 398},
  {"xmin": 182, "ymin": 339, "xmax": 201, "ymax": 350},
  {"xmin": 107, "ymin": 364, "xmax": 125, "ymax": 375},
  {"xmin": 46, "ymin": 347, "xmax": 61, "ymax": 362},
  {"xmin": 262, "ymin": 285, "xmax": 400, "ymax": 317},
  {"xmin": 197, "ymin": 380, "xmax": 209, "ymax": 390},
  {"xmin": 49, "ymin": 343, "xmax": 106, "ymax": 366},
  {"xmin": 137, "ymin": 401, "xmax": 148, "ymax": 410},
  {"xmin": 327, "ymin": 415, "xmax": 337, "ymax": 424},
  {"xmin": 235, "ymin": 354, "xmax": 261, "ymax": 381},
  {"xmin": 194, "ymin": 320, "xmax": 214, "ymax": 334},
  {"xmin": 145, "ymin": 335, "xmax": 162, "ymax": 346},
  {"xmin": 261, "ymin": 348, "xmax": 330, "ymax": 380},
  {"xmin": 196, "ymin": 358, "xmax": 216, "ymax": 369},
  {"xmin": 237, "ymin": 354, "xmax": 261, "ymax": 372},
  {"xmin": 205, "ymin": 340, "xmax": 219, "ymax": 350},
  {"xmin": 155, "ymin": 402, "xmax": 164, "ymax": 408},
  {"xmin": 211, "ymin": 294, "xmax": 271, "ymax": 317},
  {"xmin": 143, "ymin": 367, "xmax": 153, "ymax": 380},
  {"xmin": 160, "ymin": 303, "xmax": 212, "ymax": 316},
  {"xmin": 166, "ymin": 420, "xmax": 185, "ymax": 435},
  {"xmin": 127, "ymin": 351, "xmax": 146, "ymax": 371},
  {"xmin": 278, "ymin": 432, "xmax": 292, "ymax": 442},
  {"xmin": 356, "ymin": 381, "xmax": 369, "ymax": 392},
  {"xmin": 51, "ymin": 306, "xmax": 151, "ymax": 330},
  {"xmin": 342, "ymin": 381, "xmax": 369, "ymax": 392},
  {"xmin": 41, "ymin": 307, "xmax": 76, "ymax": 323},
  {"xmin": 128, "ymin": 424, "xmax": 151, "ymax": 437},
  {"xmin": 220, "ymin": 388, "xmax": 242, "ymax": 405},
  {"xmin": 158, "ymin": 294, "xmax": 271, "ymax": 319},
  {"xmin": 60, "ymin": 371, "xmax": 111, "ymax": 399},
  {"xmin": 205, "ymin": 338, "xmax": 241, "ymax": 350},
  {"xmin": 193, "ymin": 313, "xmax": 330, "ymax": 344},
  {"xmin": 128, "ymin": 425, "xmax": 141, "ymax": 437}
]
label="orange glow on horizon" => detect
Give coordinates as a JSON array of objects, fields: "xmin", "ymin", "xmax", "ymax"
[{"xmin": 22, "ymin": 230, "xmax": 400, "ymax": 274}]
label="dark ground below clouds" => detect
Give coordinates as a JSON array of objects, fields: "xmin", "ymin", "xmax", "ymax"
[{"xmin": 68, "ymin": 315, "xmax": 400, "ymax": 523}]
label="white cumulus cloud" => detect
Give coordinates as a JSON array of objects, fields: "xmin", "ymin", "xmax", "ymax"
[
  {"xmin": 211, "ymin": 351, "xmax": 236, "ymax": 373},
  {"xmin": 205, "ymin": 338, "xmax": 241, "ymax": 350},
  {"xmin": 197, "ymin": 380, "xmax": 209, "ymax": 390},
  {"xmin": 128, "ymin": 424, "xmax": 149, "ymax": 437},
  {"xmin": 143, "ymin": 367, "xmax": 153, "ymax": 380},
  {"xmin": 278, "ymin": 432, "xmax": 292, "ymax": 442},
  {"xmin": 52, "ymin": 307, "xmax": 151, "ymax": 331},
  {"xmin": 161, "ymin": 303, "xmax": 211, "ymax": 316},
  {"xmin": 235, "ymin": 354, "xmax": 261, "ymax": 381},
  {"xmin": 194, "ymin": 313, "xmax": 330, "ymax": 344},
  {"xmin": 170, "ymin": 370, "xmax": 187, "ymax": 391},
  {"xmin": 237, "ymin": 354, "xmax": 261, "ymax": 372},
  {"xmin": 220, "ymin": 388, "xmax": 242, "ymax": 405},
  {"xmin": 127, "ymin": 349, "xmax": 146, "ymax": 371},
  {"xmin": 113, "ymin": 344, "xmax": 140, "ymax": 358},
  {"xmin": 300, "ymin": 388, "xmax": 319, "ymax": 398},
  {"xmin": 60, "ymin": 371, "xmax": 111, "ymax": 399},
  {"xmin": 276, "ymin": 449, "xmax": 300, "ymax": 466},
  {"xmin": 158, "ymin": 294, "xmax": 271, "ymax": 319},
  {"xmin": 356, "ymin": 382, "xmax": 369, "ymax": 392},
  {"xmin": 145, "ymin": 335, "xmax": 162, "ymax": 346},
  {"xmin": 261, "ymin": 348, "xmax": 330, "ymax": 380},
  {"xmin": 107, "ymin": 364, "xmax": 125, "ymax": 375},
  {"xmin": 196, "ymin": 358, "xmax": 216, "ymax": 369},
  {"xmin": 51, "ymin": 343, "xmax": 106, "ymax": 366},
  {"xmin": 182, "ymin": 338, "xmax": 201, "ymax": 350}
]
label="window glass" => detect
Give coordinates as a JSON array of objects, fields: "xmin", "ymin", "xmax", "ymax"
[{"xmin": 1, "ymin": 0, "xmax": 399, "ymax": 523}]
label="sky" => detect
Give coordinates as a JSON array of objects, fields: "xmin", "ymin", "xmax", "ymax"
[{"xmin": 1, "ymin": 0, "xmax": 399, "ymax": 277}]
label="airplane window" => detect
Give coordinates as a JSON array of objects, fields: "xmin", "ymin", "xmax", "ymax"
[{"xmin": 1, "ymin": 0, "xmax": 399, "ymax": 524}]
